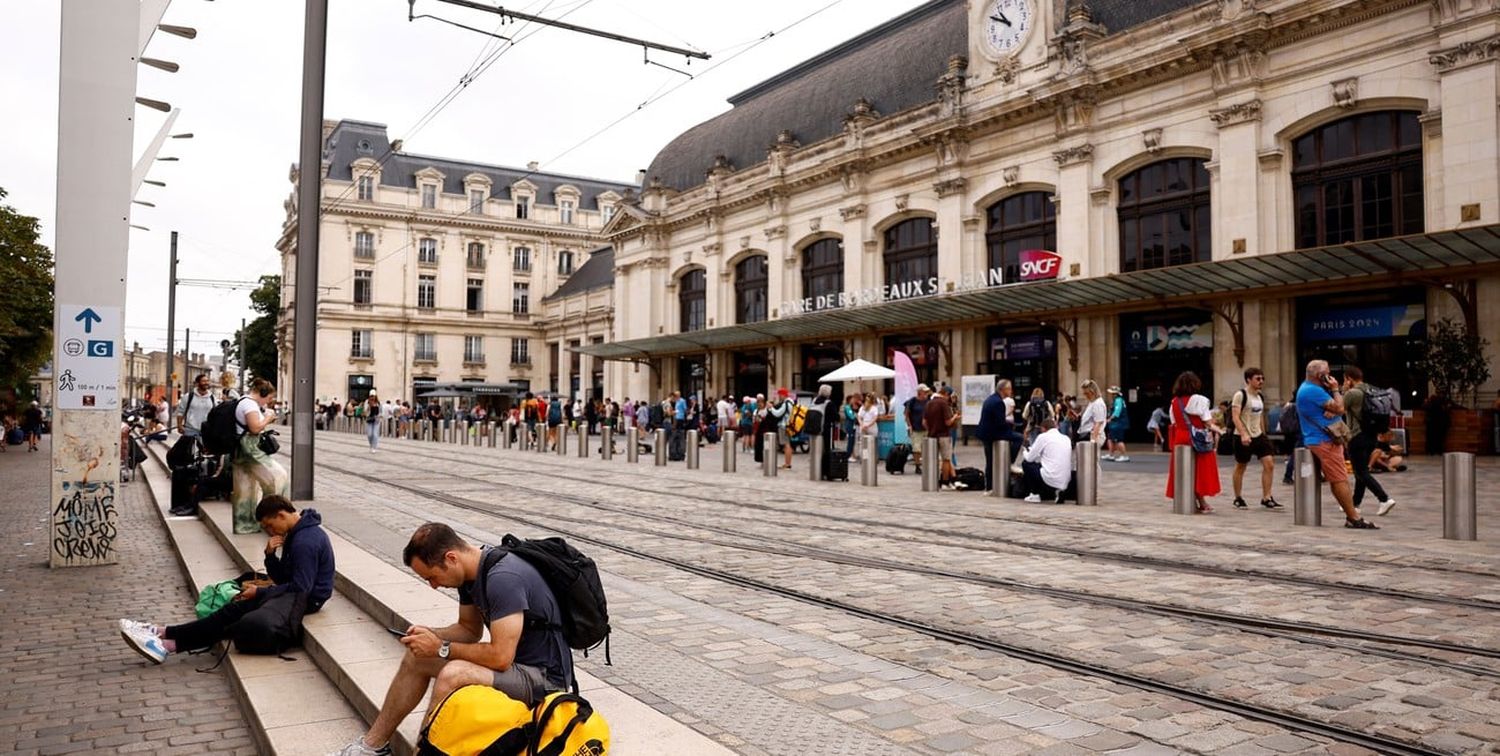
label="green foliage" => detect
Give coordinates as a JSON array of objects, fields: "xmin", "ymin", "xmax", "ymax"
[
  {"xmin": 229, "ymin": 275, "xmax": 280, "ymax": 383},
  {"xmin": 1416, "ymin": 317, "xmax": 1491, "ymax": 408},
  {"xmin": 0, "ymin": 187, "xmax": 55, "ymax": 401}
]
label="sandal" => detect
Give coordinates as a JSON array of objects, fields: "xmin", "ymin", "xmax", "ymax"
[
  {"xmin": 1232, "ymin": 497, "xmax": 1248, "ymax": 509},
  {"xmin": 1260, "ymin": 497, "xmax": 1284, "ymax": 509},
  {"xmin": 1344, "ymin": 518, "xmax": 1380, "ymax": 530},
  {"xmin": 1196, "ymin": 502, "xmax": 1214, "ymax": 514}
]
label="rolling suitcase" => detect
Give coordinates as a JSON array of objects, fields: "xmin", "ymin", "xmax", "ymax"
[
  {"xmin": 885, "ymin": 443, "xmax": 911, "ymax": 474},
  {"xmin": 826, "ymin": 450, "xmax": 849, "ymax": 481},
  {"xmin": 170, "ymin": 465, "xmax": 200, "ymax": 516}
]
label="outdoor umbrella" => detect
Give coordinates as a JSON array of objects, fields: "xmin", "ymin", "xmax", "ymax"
[{"xmin": 818, "ymin": 358, "xmax": 896, "ymax": 382}]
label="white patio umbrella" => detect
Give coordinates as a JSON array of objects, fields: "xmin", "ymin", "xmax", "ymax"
[{"xmin": 818, "ymin": 358, "xmax": 896, "ymax": 382}]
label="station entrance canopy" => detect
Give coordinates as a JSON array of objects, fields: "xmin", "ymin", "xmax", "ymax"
[{"xmin": 577, "ymin": 225, "xmax": 1500, "ymax": 362}]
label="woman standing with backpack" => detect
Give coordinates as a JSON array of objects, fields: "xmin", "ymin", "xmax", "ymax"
[{"xmin": 231, "ymin": 379, "xmax": 289, "ymax": 534}]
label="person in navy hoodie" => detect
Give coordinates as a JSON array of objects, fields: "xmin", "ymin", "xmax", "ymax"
[
  {"xmin": 976, "ymin": 378, "xmax": 1023, "ymax": 492},
  {"xmin": 118, "ymin": 495, "xmax": 335, "ymax": 663}
]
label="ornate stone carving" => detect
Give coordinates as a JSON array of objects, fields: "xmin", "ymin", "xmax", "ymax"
[
  {"xmin": 1217, "ymin": 0, "xmax": 1257, "ymax": 21},
  {"xmin": 1257, "ymin": 148, "xmax": 1284, "ymax": 170},
  {"xmin": 808, "ymin": 217, "xmax": 822, "ymax": 232},
  {"xmin": 1429, "ymin": 34, "xmax": 1500, "ymax": 73},
  {"xmin": 992, "ymin": 56, "xmax": 1019, "ymax": 85},
  {"xmin": 839, "ymin": 204, "xmax": 867, "ymax": 221},
  {"xmin": 933, "ymin": 133, "xmax": 970, "ymax": 168},
  {"xmin": 1002, "ymin": 166, "xmax": 1020, "ymax": 186},
  {"xmin": 1051, "ymin": 88, "xmax": 1097, "ymax": 136},
  {"xmin": 764, "ymin": 224, "xmax": 787, "ymax": 240},
  {"xmin": 1052, "ymin": 144, "xmax": 1094, "ymax": 166},
  {"xmin": 1143, "ymin": 128, "xmax": 1163, "ymax": 154},
  {"xmin": 1210, "ymin": 99, "xmax": 1262, "ymax": 127},
  {"xmin": 1054, "ymin": 7, "xmax": 1104, "ymax": 76},
  {"xmin": 894, "ymin": 194, "xmax": 910, "ymax": 211},
  {"xmin": 936, "ymin": 55, "xmax": 968, "ymax": 117},
  {"xmin": 1330, "ymin": 77, "xmax": 1358, "ymax": 109},
  {"xmin": 933, "ymin": 178, "xmax": 967, "ymax": 198},
  {"xmin": 766, "ymin": 131, "xmax": 799, "ymax": 176},
  {"xmin": 1210, "ymin": 36, "xmax": 1268, "ymax": 93},
  {"xmin": 701, "ymin": 242, "xmax": 722, "ymax": 257},
  {"xmin": 838, "ymin": 163, "xmax": 868, "ymax": 194},
  {"xmin": 1089, "ymin": 186, "xmax": 1112, "ymax": 206},
  {"xmin": 739, "ymin": 235, "xmax": 751, "ymax": 249},
  {"xmin": 681, "ymin": 248, "xmax": 693, "ymax": 264},
  {"xmin": 841, "ymin": 98, "xmax": 881, "ymax": 149}
]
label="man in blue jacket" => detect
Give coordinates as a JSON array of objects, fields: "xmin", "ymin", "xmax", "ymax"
[
  {"xmin": 975, "ymin": 378, "xmax": 1023, "ymax": 492},
  {"xmin": 118, "ymin": 495, "xmax": 335, "ymax": 663}
]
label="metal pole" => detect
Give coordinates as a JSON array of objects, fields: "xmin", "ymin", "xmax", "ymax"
[
  {"xmin": 999, "ymin": 440, "xmax": 1017, "ymax": 498},
  {"xmin": 290, "ymin": 0, "xmax": 329, "ymax": 501},
  {"xmin": 1443, "ymin": 452, "xmax": 1477, "ymax": 540},
  {"xmin": 1075, "ymin": 441, "xmax": 1098, "ymax": 506},
  {"xmin": 654, "ymin": 429, "xmax": 667, "ymax": 466},
  {"xmin": 721, "ymin": 430, "xmax": 736, "ymax": 472},
  {"xmin": 182, "ymin": 328, "xmax": 190, "ymax": 407},
  {"xmin": 686, "ymin": 430, "xmax": 700, "ymax": 469},
  {"xmin": 861, "ymin": 435, "xmax": 878, "ymax": 487},
  {"xmin": 1293, "ymin": 447, "xmax": 1321, "ymax": 526},
  {"xmin": 626, "ymin": 426, "xmax": 639, "ymax": 463},
  {"xmin": 165, "ymin": 231, "xmax": 177, "ymax": 405},
  {"xmin": 1172, "ymin": 445, "xmax": 1196, "ymax": 515},
  {"xmin": 502, "ymin": 420, "xmax": 513, "ymax": 449},
  {"xmin": 763, "ymin": 432, "xmax": 777, "ymax": 477},
  {"xmin": 602, "ymin": 427, "xmax": 613, "ymax": 460},
  {"xmin": 238, "ymin": 317, "xmax": 245, "ymax": 394},
  {"xmin": 922, "ymin": 437, "xmax": 940, "ymax": 491},
  {"xmin": 576, "ymin": 426, "xmax": 587, "ymax": 458},
  {"xmin": 808, "ymin": 437, "xmax": 823, "ymax": 481}
]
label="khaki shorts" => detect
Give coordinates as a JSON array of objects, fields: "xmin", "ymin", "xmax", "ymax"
[
  {"xmin": 910, "ymin": 430, "xmax": 927, "ymax": 452},
  {"xmin": 1309, "ymin": 442, "xmax": 1348, "ymax": 484}
]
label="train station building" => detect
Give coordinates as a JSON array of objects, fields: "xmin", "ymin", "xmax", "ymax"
[{"xmin": 583, "ymin": 0, "xmax": 1500, "ymax": 436}]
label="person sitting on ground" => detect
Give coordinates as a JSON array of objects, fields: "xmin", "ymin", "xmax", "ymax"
[
  {"xmin": 331, "ymin": 523, "xmax": 573, "ymax": 756},
  {"xmin": 1022, "ymin": 417, "xmax": 1074, "ymax": 503},
  {"xmin": 119, "ymin": 495, "xmax": 334, "ymax": 664},
  {"xmin": 1369, "ymin": 431, "xmax": 1407, "ymax": 473}
]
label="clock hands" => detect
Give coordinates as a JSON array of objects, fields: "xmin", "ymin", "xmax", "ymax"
[{"xmin": 991, "ymin": 11, "xmax": 1012, "ymax": 27}]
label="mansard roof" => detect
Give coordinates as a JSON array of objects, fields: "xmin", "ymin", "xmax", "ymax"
[
  {"xmin": 544, "ymin": 246, "xmax": 614, "ymax": 301},
  {"xmin": 1073, "ymin": 0, "xmax": 1202, "ymax": 33}
]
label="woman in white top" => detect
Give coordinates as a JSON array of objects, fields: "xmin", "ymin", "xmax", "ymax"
[
  {"xmin": 230, "ymin": 378, "xmax": 289, "ymax": 534},
  {"xmin": 1076, "ymin": 380, "xmax": 1109, "ymax": 444},
  {"xmin": 856, "ymin": 392, "xmax": 880, "ymax": 462}
]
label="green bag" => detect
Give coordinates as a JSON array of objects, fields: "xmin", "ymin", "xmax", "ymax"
[{"xmin": 195, "ymin": 579, "xmax": 241, "ymax": 619}]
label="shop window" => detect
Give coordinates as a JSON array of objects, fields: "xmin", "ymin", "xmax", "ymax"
[
  {"xmin": 678, "ymin": 268, "xmax": 706, "ymax": 333},
  {"xmin": 800, "ymin": 239, "xmax": 843, "ymax": 311},
  {"xmin": 735, "ymin": 255, "xmax": 768, "ymax": 324},
  {"xmin": 1292, "ymin": 111, "xmax": 1423, "ymax": 249},
  {"xmin": 986, "ymin": 191, "xmax": 1056, "ymax": 283},
  {"xmin": 1118, "ymin": 158, "xmax": 1211, "ymax": 272},
  {"xmin": 883, "ymin": 218, "xmax": 936, "ymax": 298}
]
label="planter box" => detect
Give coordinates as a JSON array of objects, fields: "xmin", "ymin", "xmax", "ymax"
[{"xmin": 1407, "ymin": 408, "xmax": 1494, "ymax": 455}]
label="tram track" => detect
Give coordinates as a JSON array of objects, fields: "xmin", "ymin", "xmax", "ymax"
[{"xmin": 315, "ymin": 455, "xmax": 1478, "ymax": 756}]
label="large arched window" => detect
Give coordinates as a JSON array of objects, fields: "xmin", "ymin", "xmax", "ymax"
[
  {"xmin": 1292, "ymin": 111, "xmax": 1423, "ymax": 248},
  {"xmin": 678, "ymin": 269, "xmax": 706, "ymax": 333},
  {"xmin": 735, "ymin": 255, "xmax": 769, "ymax": 324},
  {"xmin": 884, "ymin": 218, "xmax": 937, "ymax": 298},
  {"xmin": 986, "ymin": 192, "xmax": 1056, "ymax": 283},
  {"xmin": 801, "ymin": 238, "xmax": 843, "ymax": 311},
  {"xmin": 1118, "ymin": 158, "xmax": 1211, "ymax": 272}
]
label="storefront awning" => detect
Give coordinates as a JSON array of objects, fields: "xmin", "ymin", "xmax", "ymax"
[{"xmin": 578, "ymin": 225, "xmax": 1500, "ymax": 361}]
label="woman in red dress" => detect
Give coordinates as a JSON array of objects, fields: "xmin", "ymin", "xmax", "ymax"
[{"xmin": 1165, "ymin": 371, "xmax": 1222, "ymax": 513}]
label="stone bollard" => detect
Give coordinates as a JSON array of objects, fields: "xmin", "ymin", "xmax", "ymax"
[
  {"xmin": 1172, "ymin": 445, "xmax": 1196, "ymax": 515},
  {"xmin": 1293, "ymin": 446, "xmax": 1321, "ymax": 526},
  {"xmin": 1443, "ymin": 452, "xmax": 1477, "ymax": 540},
  {"xmin": 626, "ymin": 426, "xmax": 639, "ymax": 463},
  {"xmin": 763, "ymin": 432, "xmax": 777, "ymax": 477},
  {"xmin": 861, "ymin": 435, "xmax": 878, "ymax": 487},
  {"xmin": 654, "ymin": 429, "xmax": 667, "ymax": 466},
  {"xmin": 721, "ymin": 430, "xmax": 736, "ymax": 473},
  {"xmin": 1075, "ymin": 440, "xmax": 1097, "ymax": 506},
  {"xmin": 921, "ymin": 437, "xmax": 940, "ymax": 491}
]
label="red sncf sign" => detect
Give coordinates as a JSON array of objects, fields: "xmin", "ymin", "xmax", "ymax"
[{"xmin": 1018, "ymin": 249, "xmax": 1062, "ymax": 281}]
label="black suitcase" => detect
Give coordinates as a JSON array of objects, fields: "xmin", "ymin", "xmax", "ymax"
[
  {"xmin": 886, "ymin": 443, "xmax": 911, "ymax": 474},
  {"xmin": 170, "ymin": 466, "xmax": 200, "ymax": 515},
  {"xmin": 826, "ymin": 450, "xmax": 849, "ymax": 481},
  {"xmin": 954, "ymin": 466, "xmax": 986, "ymax": 491}
]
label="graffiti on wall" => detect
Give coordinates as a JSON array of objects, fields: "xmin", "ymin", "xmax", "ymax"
[{"xmin": 53, "ymin": 480, "xmax": 118, "ymax": 564}]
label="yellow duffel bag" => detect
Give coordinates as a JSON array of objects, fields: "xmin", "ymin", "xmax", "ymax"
[{"xmin": 419, "ymin": 685, "xmax": 609, "ymax": 756}]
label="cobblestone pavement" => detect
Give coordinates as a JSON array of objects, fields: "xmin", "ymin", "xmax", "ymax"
[
  {"xmin": 0, "ymin": 436, "xmax": 258, "ymax": 755},
  {"xmin": 305, "ymin": 431, "xmax": 1500, "ymax": 754}
]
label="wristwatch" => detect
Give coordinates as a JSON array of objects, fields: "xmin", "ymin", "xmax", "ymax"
[{"xmin": 438, "ymin": 641, "xmax": 451, "ymax": 659}]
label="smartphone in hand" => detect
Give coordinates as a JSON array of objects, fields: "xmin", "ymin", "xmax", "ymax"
[{"xmin": 386, "ymin": 627, "xmax": 408, "ymax": 638}]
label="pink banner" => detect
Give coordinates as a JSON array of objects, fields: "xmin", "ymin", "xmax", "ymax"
[{"xmin": 891, "ymin": 350, "xmax": 917, "ymax": 444}]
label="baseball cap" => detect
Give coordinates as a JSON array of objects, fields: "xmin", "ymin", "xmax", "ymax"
[
  {"xmin": 776, "ymin": 387, "xmax": 790, "ymax": 397},
  {"xmin": 1107, "ymin": 386, "xmax": 1122, "ymax": 394},
  {"xmin": 916, "ymin": 383, "xmax": 931, "ymax": 393}
]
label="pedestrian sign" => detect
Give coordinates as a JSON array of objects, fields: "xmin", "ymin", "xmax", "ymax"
[{"xmin": 56, "ymin": 304, "xmax": 121, "ymax": 411}]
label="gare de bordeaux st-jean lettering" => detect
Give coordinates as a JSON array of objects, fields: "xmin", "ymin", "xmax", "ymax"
[{"xmin": 780, "ymin": 249, "xmax": 1062, "ymax": 317}]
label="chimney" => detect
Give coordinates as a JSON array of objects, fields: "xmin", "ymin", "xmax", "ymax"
[
  {"xmin": 527, "ymin": 161, "xmax": 539, "ymax": 171},
  {"xmin": 635, "ymin": 169, "xmax": 647, "ymax": 186}
]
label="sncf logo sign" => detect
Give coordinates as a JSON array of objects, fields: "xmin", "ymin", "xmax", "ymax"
[{"xmin": 1019, "ymin": 249, "xmax": 1062, "ymax": 281}]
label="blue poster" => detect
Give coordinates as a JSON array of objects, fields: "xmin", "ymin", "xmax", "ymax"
[{"xmin": 1300, "ymin": 305, "xmax": 1424, "ymax": 341}]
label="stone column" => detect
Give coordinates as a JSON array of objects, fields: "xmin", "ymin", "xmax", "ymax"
[
  {"xmin": 1053, "ymin": 144, "xmax": 1095, "ymax": 277},
  {"xmin": 1432, "ymin": 37, "xmax": 1500, "ymax": 229}
]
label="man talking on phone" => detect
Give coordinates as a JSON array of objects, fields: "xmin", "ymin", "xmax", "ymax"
[
  {"xmin": 1295, "ymin": 359, "xmax": 1378, "ymax": 530},
  {"xmin": 330, "ymin": 523, "xmax": 572, "ymax": 756}
]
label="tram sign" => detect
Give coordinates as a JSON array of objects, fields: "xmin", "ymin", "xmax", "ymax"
[{"xmin": 1018, "ymin": 249, "xmax": 1062, "ymax": 281}]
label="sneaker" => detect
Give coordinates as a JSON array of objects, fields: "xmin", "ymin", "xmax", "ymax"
[
  {"xmin": 1232, "ymin": 497, "xmax": 1248, "ymax": 509},
  {"xmin": 1377, "ymin": 498, "xmax": 1397, "ymax": 516},
  {"xmin": 940, "ymin": 483, "xmax": 955, "ymax": 491},
  {"xmin": 1101, "ymin": 454, "xmax": 1116, "ymax": 461},
  {"xmin": 121, "ymin": 623, "xmax": 167, "ymax": 664},
  {"xmin": 1023, "ymin": 493, "xmax": 1042, "ymax": 503},
  {"xmin": 119, "ymin": 618, "xmax": 156, "ymax": 636},
  {"xmin": 1261, "ymin": 497, "xmax": 1284, "ymax": 509},
  {"xmin": 326, "ymin": 740, "xmax": 392, "ymax": 756},
  {"xmin": 953, "ymin": 481, "xmax": 969, "ymax": 490},
  {"xmin": 1115, "ymin": 456, "xmax": 1130, "ymax": 462}
]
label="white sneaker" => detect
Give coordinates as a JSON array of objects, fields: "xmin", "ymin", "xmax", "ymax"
[
  {"xmin": 1377, "ymin": 498, "xmax": 1397, "ymax": 516},
  {"xmin": 326, "ymin": 740, "xmax": 391, "ymax": 756},
  {"xmin": 1101, "ymin": 454, "xmax": 1116, "ymax": 462},
  {"xmin": 119, "ymin": 618, "xmax": 156, "ymax": 636},
  {"xmin": 940, "ymin": 483, "xmax": 955, "ymax": 491},
  {"xmin": 120, "ymin": 623, "xmax": 167, "ymax": 664},
  {"xmin": 953, "ymin": 481, "xmax": 968, "ymax": 490},
  {"xmin": 1023, "ymin": 493, "xmax": 1042, "ymax": 503},
  {"xmin": 1115, "ymin": 456, "xmax": 1130, "ymax": 462}
]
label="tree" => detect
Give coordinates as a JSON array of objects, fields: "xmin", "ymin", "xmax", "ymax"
[
  {"xmin": 0, "ymin": 187, "xmax": 55, "ymax": 405},
  {"xmin": 1415, "ymin": 317, "xmax": 1491, "ymax": 408},
  {"xmin": 230, "ymin": 274, "xmax": 280, "ymax": 384}
]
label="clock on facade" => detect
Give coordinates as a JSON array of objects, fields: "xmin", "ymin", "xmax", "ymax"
[{"xmin": 982, "ymin": 0, "xmax": 1033, "ymax": 57}]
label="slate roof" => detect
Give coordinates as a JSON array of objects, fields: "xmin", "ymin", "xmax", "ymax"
[
  {"xmin": 322, "ymin": 120, "xmax": 637, "ymax": 210},
  {"xmin": 1074, "ymin": 0, "xmax": 1201, "ymax": 33},
  {"xmin": 543, "ymin": 246, "xmax": 614, "ymax": 301}
]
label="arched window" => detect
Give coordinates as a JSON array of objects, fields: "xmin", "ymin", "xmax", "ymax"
[
  {"xmin": 986, "ymin": 192, "xmax": 1056, "ymax": 283},
  {"xmin": 801, "ymin": 239, "xmax": 843, "ymax": 311},
  {"xmin": 735, "ymin": 255, "xmax": 769, "ymax": 324},
  {"xmin": 883, "ymin": 218, "xmax": 936, "ymax": 298},
  {"xmin": 1292, "ymin": 111, "xmax": 1423, "ymax": 248},
  {"xmin": 1118, "ymin": 158, "xmax": 1211, "ymax": 272},
  {"xmin": 679, "ymin": 269, "xmax": 706, "ymax": 333}
]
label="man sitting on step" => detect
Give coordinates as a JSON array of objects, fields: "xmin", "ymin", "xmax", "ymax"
[
  {"xmin": 119, "ymin": 495, "xmax": 334, "ymax": 663},
  {"xmin": 331, "ymin": 522, "xmax": 573, "ymax": 756}
]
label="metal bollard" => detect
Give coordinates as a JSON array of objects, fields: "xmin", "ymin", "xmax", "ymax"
[
  {"xmin": 577, "ymin": 426, "xmax": 588, "ymax": 459},
  {"xmin": 1443, "ymin": 452, "xmax": 1477, "ymax": 540},
  {"xmin": 654, "ymin": 429, "xmax": 667, "ymax": 466},
  {"xmin": 461, "ymin": 421, "xmax": 469, "ymax": 445},
  {"xmin": 686, "ymin": 430, "xmax": 700, "ymax": 469},
  {"xmin": 502, "ymin": 421, "xmax": 513, "ymax": 449},
  {"xmin": 861, "ymin": 435, "xmax": 878, "ymax": 487},
  {"xmin": 721, "ymin": 430, "xmax": 736, "ymax": 473},
  {"xmin": 537, "ymin": 426, "xmax": 547, "ymax": 454},
  {"xmin": 999, "ymin": 440, "xmax": 1016, "ymax": 499},
  {"xmin": 808, "ymin": 438, "xmax": 823, "ymax": 481},
  {"xmin": 602, "ymin": 427, "xmax": 614, "ymax": 461},
  {"xmin": 763, "ymin": 432, "xmax": 777, "ymax": 477},
  {"xmin": 626, "ymin": 427, "xmax": 639, "ymax": 463},
  {"xmin": 487, "ymin": 422, "xmax": 496, "ymax": 448},
  {"xmin": 1172, "ymin": 445, "xmax": 1196, "ymax": 515},
  {"xmin": 1293, "ymin": 446, "xmax": 1321, "ymax": 526},
  {"xmin": 1075, "ymin": 440, "xmax": 1097, "ymax": 506},
  {"xmin": 922, "ymin": 437, "xmax": 940, "ymax": 491}
]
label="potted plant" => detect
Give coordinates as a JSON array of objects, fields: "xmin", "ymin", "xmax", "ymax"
[{"xmin": 1413, "ymin": 317, "xmax": 1493, "ymax": 454}]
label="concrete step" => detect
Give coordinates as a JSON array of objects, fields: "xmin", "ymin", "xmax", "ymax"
[{"xmin": 137, "ymin": 444, "xmax": 367, "ymax": 756}]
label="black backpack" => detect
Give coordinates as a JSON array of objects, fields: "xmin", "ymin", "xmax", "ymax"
[
  {"xmin": 480, "ymin": 535, "xmax": 611, "ymax": 672},
  {"xmin": 1361, "ymin": 385, "xmax": 1397, "ymax": 434},
  {"xmin": 1278, "ymin": 401, "xmax": 1300, "ymax": 436},
  {"xmin": 200, "ymin": 399, "xmax": 244, "ymax": 456},
  {"xmin": 804, "ymin": 405, "xmax": 824, "ymax": 437}
]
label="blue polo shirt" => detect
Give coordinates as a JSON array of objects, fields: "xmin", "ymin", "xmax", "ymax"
[
  {"xmin": 674, "ymin": 397, "xmax": 687, "ymax": 421},
  {"xmin": 1295, "ymin": 380, "xmax": 1335, "ymax": 446}
]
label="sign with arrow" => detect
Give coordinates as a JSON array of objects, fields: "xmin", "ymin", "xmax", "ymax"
[{"xmin": 57, "ymin": 304, "xmax": 121, "ymax": 411}]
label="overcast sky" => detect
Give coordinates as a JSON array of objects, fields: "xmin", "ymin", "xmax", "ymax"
[{"xmin": 2, "ymin": 0, "xmax": 924, "ymax": 358}]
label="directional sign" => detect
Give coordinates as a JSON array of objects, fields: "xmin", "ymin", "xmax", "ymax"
[{"xmin": 56, "ymin": 304, "xmax": 121, "ymax": 411}]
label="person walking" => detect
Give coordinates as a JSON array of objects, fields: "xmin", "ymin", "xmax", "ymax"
[
  {"xmin": 1297, "ymin": 360, "xmax": 1378, "ymax": 528},
  {"xmin": 1104, "ymin": 386, "xmax": 1131, "ymax": 462},
  {"xmin": 906, "ymin": 384, "xmax": 932, "ymax": 474},
  {"xmin": 1076, "ymin": 381, "xmax": 1108, "ymax": 448},
  {"xmin": 231, "ymin": 379, "xmax": 290, "ymax": 534},
  {"xmin": 21, "ymin": 401, "xmax": 44, "ymax": 452},
  {"xmin": 364, "ymin": 393, "xmax": 382, "ymax": 452},
  {"xmin": 1229, "ymin": 368, "xmax": 1281, "ymax": 509},
  {"xmin": 1342, "ymin": 367, "xmax": 1397, "ymax": 516},
  {"xmin": 1165, "ymin": 371, "xmax": 1222, "ymax": 514},
  {"xmin": 175, "ymin": 374, "xmax": 216, "ymax": 438}
]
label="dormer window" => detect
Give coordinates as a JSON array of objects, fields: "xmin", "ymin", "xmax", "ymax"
[
  {"xmin": 357, "ymin": 175, "xmax": 374, "ymax": 202},
  {"xmin": 356, "ymin": 139, "xmax": 374, "ymax": 155},
  {"xmin": 515, "ymin": 197, "xmax": 530, "ymax": 219},
  {"xmin": 560, "ymin": 200, "xmax": 574, "ymax": 224},
  {"xmin": 557, "ymin": 250, "xmax": 574, "ymax": 276},
  {"xmin": 511, "ymin": 179, "xmax": 537, "ymax": 221},
  {"xmin": 421, "ymin": 184, "xmax": 437, "ymax": 209},
  {"xmin": 463, "ymin": 173, "xmax": 492, "ymax": 217},
  {"xmin": 469, "ymin": 189, "xmax": 485, "ymax": 214},
  {"xmin": 602, "ymin": 204, "xmax": 616, "ymax": 224}
]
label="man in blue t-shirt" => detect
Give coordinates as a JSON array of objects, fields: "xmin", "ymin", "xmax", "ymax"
[
  {"xmin": 334, "ymin": 523, "xmax": 573, "ymax": 756},
  {"xmin": 1294, "ymin": 359, "xmax": 1376, "ymax": 529}
]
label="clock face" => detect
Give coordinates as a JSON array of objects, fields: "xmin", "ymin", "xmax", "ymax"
[{"xmin": 983, "ymin": 0, "xmax": 1033, "ymax": 57}]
